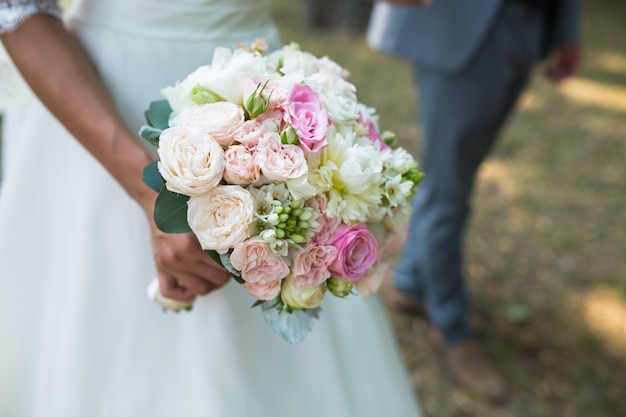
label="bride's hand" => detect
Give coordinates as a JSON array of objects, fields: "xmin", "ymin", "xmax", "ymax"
[{"xmin": 150, "ymin": 226, "xmax": 231, "ymax": 302}]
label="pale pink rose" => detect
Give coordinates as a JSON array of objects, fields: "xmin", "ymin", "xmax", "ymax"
[
  {"xmin": 157, "ymin": 126, "xmax": 224, "ymax": 196},
  {"xmin": 234, "ymin": 118, "xmax": 278, "ymax": 147},
  {"xmin": 291, "ymin": 244, "xmax": 338, "ymax": 288},
  {"xmin": 256, "ymin": 132, "xmax": 308, "ymax": 181},
  {"xmin": 313, "ymin": 215, "xmax": 341, "ymax": 246},
  {"xmin": 355, "ymin": 261, "xmax": 392, "ymax": 299},
  {"xmin": 223, "ymin": 145, "xmax": 260, "ymax": 185},
  {"xmin": 256, "ymin": 109, "xmax": 283, "ymax": 124},
  {"xmin": 170, "ymin": 102, "xmax": 245, "ymax": 147},
  {"xmin": 230, "ymin": 238, "xmax": 290, "ymax": 284},
  {"xmin": 244, "ymin": 280, "xmax": 282, "ymax": 301},
  {"xmin": 283, "ymin": 84, "xmax": 329, "ymax": 155},
  {"xmin": 187, "ymin": 185, "xmax": 254, "ymax": 254},
  {"xmin": 328, "ymin": 223, "xmax": 379, "ymax": 282}
]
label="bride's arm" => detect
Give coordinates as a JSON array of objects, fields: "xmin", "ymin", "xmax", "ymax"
[{"xmin": 1, "ymin": 12, "xmax": 230, "ymax": 300}]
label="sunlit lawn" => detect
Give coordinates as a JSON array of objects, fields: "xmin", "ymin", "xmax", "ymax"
[{"xmin": 273, "ymin": 1, "xmax": 626, "ymax": 416}]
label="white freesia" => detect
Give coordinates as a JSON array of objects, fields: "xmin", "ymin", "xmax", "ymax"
[
  {"xmin": 162, "ymin": 47, "xmax": 271, "ymax": 115},
  {"xmin": 157, "ymin": 126, "xmax": 224, "ymax": 196},
  {"xmin": 187, "ymin": 185, "xmax": 255, "ymax": 253}
]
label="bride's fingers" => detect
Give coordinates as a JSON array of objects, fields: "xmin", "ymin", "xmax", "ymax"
[
  {"xmin": 159, "ymin": 275, "xmax": 196, "ymax": 301},
  {"xmin": 174, "ymin": 271, "xmax": 220, "ymax": 296}
]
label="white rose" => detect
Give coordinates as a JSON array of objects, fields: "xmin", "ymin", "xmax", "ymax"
[
  {"xmin": 281, "ymin": 275, "xmax": 326, "ymax": 310},
  {"xmin": 157, "ymin": 126, "xmax": 224, "ymax": 196},
  {"xmin": 268, "ymin": 46, "xmax": 320, "ymax": 77},
  {"xmin": 162, "ymin": 47, "xmax": 271, "ymax": 115},
  {"xmin": 187, "ymin": 185, "xmax": 255, "ymax": 253},
  {"xmin": 170, "ymin": 102, "xmax": 245, "ymax": 148}
]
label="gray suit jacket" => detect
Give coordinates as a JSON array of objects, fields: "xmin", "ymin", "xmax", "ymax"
[{"xmin": 367, "ymin": 0, "xmax": 580, "ymax": 73}]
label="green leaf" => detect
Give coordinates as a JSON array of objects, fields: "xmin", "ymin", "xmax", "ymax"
[
  {"xmin": 142, "ymin": 161, "xmax": 165, "ymax": 192},
  {"xmin": 139, "ymin": 125, "xmax": 163, "ymax": 147},
  {"xmin": 144, "ymin": 100, "xmax": 172, "ymax": 130},
  {"xmin": 154, "ymin": 188, "xmax": 191, "ymax": 233}
]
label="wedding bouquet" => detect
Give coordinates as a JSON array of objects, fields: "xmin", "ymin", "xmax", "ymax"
[{"xmin": 140, "ymin": 41, "xmax": 423, "ymax": 344}]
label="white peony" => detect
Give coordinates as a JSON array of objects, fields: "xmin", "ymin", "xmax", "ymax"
[
  {"xmin": 170, "ymin": 102, "xmax": 245, "ymax": 148},
  {"xmin": 162, "ymin": 47, "xmax": 272, "ymax": 115},
  {"xmin": 187, "ymin": 185, "xmax": 255, "ymax": 253}
]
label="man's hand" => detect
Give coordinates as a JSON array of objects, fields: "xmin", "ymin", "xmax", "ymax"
[{"xmin": 545, "ymin": 43, "xmax": 581, "ymax": 83}]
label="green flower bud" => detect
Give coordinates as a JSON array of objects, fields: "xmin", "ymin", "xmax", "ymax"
[
  {"xmin": 290, "ymin": 234, "xmax": 306, "ymax": 244},
  {"xmin": 283, "ymin": 206, "xmax": 292, "ymax": 215},
  {"xmin": 292, "ymin": 208, "xmax": 303, "ymax": 217},
  {"xmin": 273, "ymin": 206, "xmax": 284, "ymax": 214},
  {"xmin": 280, "ymin": 125, "xmax": 298, "ymax": 145},
  {"xmin": 275, "ymin": 228, "xmax": 285, "ymax": 239},
  {"xmin": 245, "ymin": 81, "xmax": 271, "ymax": 119},
  {"xmin": 327, "ymin": 278, "xmax": 354, "ymax": 298},
  {"xmin": 298, "ymin": 221, "xmax": 310, "ymax": 229},
  {"xmin": 299, "ymin": 210, "xmax": 313, "ymax": 221},
  {"xmin": 279, "ymin": 213, "xmax": 290, "ymax": 223},
  {"xmin": 190, "ymin": 85, "xmax": 226, "ymax": 105}
]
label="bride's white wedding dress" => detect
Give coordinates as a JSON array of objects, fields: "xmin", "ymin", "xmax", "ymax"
[{"xmin": 0, "ymin": 1, "xmax": 422, "ymax": 416}]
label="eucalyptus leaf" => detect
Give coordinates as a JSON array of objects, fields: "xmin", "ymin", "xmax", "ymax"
[
  {"xmin": 262, "ymin": 304, "xmax": 321, "ymax": 345},
  {"xmin": 142, "ymin": 161, "xmax": 165, "ymax": 192},
  {"xmin": 154, "ymin": 188, "xmax": 191, "ymax": 233},
  {"xmin": 145, "ymin": 100, "xmax": 172, "ymax": 130},
  {"xmin": 139, "ymin": 125, "xmax": 163, "ymax": 147}
]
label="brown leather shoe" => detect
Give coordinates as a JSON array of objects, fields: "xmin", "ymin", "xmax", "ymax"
[
  {"xmin": 386, "ymin": 288, "xmax": 430, "ymax": 323},
  {"xmin": 428, "ymin": 329, "xmax": 508, "ymax": 404}
]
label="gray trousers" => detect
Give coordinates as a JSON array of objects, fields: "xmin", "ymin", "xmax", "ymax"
[{"xmin": 394, "ymin": 1, "xmax": 545, "ymax": 345}]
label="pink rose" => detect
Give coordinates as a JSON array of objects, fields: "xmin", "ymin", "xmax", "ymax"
[
  {"xmin": 283, "ymin": 84, "xmax": 329, "ymax": 155},
  {"xmin": 234, "ymin": 118, "xmax": 278, "ymax": 147},
  {"xmin": 244, "ymin": 280, "xmax": 282, "ymax": 301},
  {"xmin": 328, "ymin": 223, "xmax": 379, "ymax": 282},
  {"xmin": 243, "ymin": 76, "xmax": 289, "ymax": 112},
  {"xmin": 256, "ymin": 132, "xmax": 308, "ymax": 181},
  {"xmin": 230, "ymin": 238, "xmax": 290, "ymax": 284},
  {"xmin": 223, "ymin": 145, "xmax": 260, "ymax": 185},
  {"xmin": 291, "ymin": 244, "xmax": 338, "ymax": 288}
]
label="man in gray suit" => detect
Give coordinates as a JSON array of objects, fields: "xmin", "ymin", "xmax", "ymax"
[{"xmin": 367, "ymin": 0, "xmax": 580, "ymax": 401}]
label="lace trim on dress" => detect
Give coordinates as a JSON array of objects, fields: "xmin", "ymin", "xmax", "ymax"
[{"xmin": 0, "ymin": 0, "xmax": 61, "ymax": 34}]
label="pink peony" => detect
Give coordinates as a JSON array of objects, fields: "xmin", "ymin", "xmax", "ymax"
[
  {"xmin": 256, "ymin": 132, "xmax": 308, "ymax": 181},
  {"xmin": 234, "ymin": 118, "xmax": 278, "ymax": 147},
  {"xmin": 328, "ymin": 223, "xmax": 379, "ymax": 282},
  {"xmin": 291, "ymin": 244, "xmax": 338, "ymax": 288},
  {"xmin": 230, "ymin": 238, "xmax": 290, "ymax": 284},
  {"xmin": 223, "ymin": 145, "xmax": 260, "ymax": 185},
  {"xmin": 283, "ymin": 84, "xmax": 329, "ymax": 155}
]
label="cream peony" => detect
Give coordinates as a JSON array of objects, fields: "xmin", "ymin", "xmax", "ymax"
[
  {"xmin": 187, "ymin": 185, "xmax": 255, "ymax": 253},
  {"xmin": 281, "ymin": 275, "xmax": 326, "ymax": 310},
  {"xmin": 170, "ymin": 102, "xmax": 245, "ymax": 148},
  {"xmin": 157, "ymin": 126, "xmax": 224, "ymax": 196}
]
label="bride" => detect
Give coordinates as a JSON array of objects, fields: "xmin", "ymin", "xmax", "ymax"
[{"xmin": 0, "ymin": 1, "xmax": 422, "ymax": 416}]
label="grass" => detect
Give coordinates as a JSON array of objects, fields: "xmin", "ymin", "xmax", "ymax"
[{"xmin": 272, "ymin": 1, "xmax": 626, "ymax": 416}]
